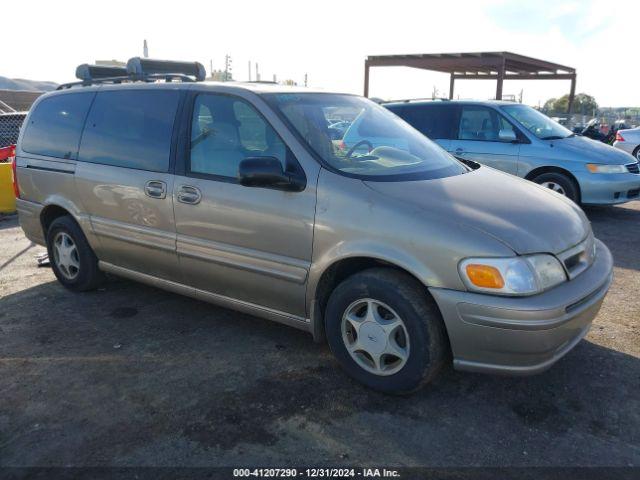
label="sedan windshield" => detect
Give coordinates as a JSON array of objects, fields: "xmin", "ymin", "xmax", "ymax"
[
  {"xmin": 263, "ymin": 93, "xmax": 467, "ymax": 180},
  {"xmin": 502, "ymin": 104, "xmax": 573, "ymax": 140}
]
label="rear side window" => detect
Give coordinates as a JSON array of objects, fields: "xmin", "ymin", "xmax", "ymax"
[
  {"xmin": 391, "ymin": 105, "xmax": 456, "ymax": 140},
  {"xmin": 22, "ymin": 93, "xmax": 94, "ymax": 159},
  {"xmin": 79, "ymin": 90, "xmax": 180, "ymax": 172}
]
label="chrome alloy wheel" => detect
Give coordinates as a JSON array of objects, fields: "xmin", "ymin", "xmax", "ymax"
[
  {"xmin": 341, "ymin": 298, "xmax": 410, "ymax": 376},
  {"xmin": 636, "ymin": 149, "xmax": 640, "ymax": 161},
  {"xmin": 52, "ymin": 232, "xmax": 80, "ymax": 280},
  {"xmin": 540, "ymin": 181, "xmax": 566, "ymax": 196}
]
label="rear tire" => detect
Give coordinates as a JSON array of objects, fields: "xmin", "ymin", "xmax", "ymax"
[
  {"xmin": 46, "ymin": 215, "xmax": 105, "ymax": 292},
  {"xmin": 532, "ymin": 172, "xmax": 579, "ymax": 203},
  {"xmin": 633, "ymin": 145, "xmax": 640, "ymax": 162},
  {"xmin": 324, "ymin": 268, "xmax": 448, "ymax": 394}
]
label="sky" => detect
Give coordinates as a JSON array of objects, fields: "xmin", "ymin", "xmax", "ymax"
[{"xmin": 5, "ymin": 0, "xmax": 640, "ymax": 107}]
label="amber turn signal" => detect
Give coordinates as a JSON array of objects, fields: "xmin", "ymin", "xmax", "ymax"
[{"xmin": 465, "ymin": 264, "xmax": 505, "ymax": 289}]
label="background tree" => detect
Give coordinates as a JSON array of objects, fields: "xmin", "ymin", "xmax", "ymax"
[{"xmin": 543, "ymin": 93, "xmax": 598, "ymax": 115}]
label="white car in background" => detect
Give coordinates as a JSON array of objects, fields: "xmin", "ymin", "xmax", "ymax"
[{"xmin": 614, "ymin": 127, "xmax": 640, "ymax": 162}]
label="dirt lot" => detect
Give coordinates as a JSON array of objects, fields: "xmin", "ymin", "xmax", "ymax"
[{"xmin": 0, "ymin": 203, "xmax": 639, "ymax": 468}]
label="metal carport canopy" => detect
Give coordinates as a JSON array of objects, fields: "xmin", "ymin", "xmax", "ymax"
[{"xmin": 364, "ymin": 51, "xmax": 577, "ymax": 113}]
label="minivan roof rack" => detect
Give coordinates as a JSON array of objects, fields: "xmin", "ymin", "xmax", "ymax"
[
  {"xmin": 126, "ymin": 57, "xmax": 206, "ymax": 81},
  {"xmin": 75, "ymin": 64, "xmax": 128, "ymax": 81},
  {"xmin": 57, "ymin": 57, "xmax": 206, "ymax": 90}
]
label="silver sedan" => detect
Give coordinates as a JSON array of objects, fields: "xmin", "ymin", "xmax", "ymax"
[{"xmin": 614, "ymin": 127, "xmax": 640, "ymax": 161}]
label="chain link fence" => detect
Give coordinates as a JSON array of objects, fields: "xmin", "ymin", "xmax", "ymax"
[{"xmin": 0, "ymin": 112, "xmax": 27, "ymax": 152}]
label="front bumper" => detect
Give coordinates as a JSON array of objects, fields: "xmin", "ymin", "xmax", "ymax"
[
  {"xmin": 574, "ymin": 170, "xmax": 640, "ymax": 205},
  {"xmin": 429, "ymin": 239, "xmax": 613, "ymax": 375}
]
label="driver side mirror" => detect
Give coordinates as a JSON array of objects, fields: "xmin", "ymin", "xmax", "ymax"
[
  {"xmin": 238, "ymin": 156, "xmax": 305, "ymax": 192},
  {"xmin": 498, "ymin": 129, "xmax": 518, "ymax": 143}
]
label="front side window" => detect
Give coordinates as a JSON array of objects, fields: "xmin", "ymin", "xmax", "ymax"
[
  {"xmin": 79, "ymin": 89, "xmax": 180, "ymax": 172},
  {"xmin": 22, "ymin": 93, "xmax": 94, "ymax": 159},
  {"xmin": 264, "ymin": 93, "xmax": 466, "ymax": 180},
  {"xmin": 189, "ymin": 94, "xmax": 287, "ymax": 178},
  {"xmin": 502, "ymin": 104, "xmax": 572, "ymax": 140},
  {"xmin": 458, "ymin": 106, "xmax": 516, "ymax": 142}
]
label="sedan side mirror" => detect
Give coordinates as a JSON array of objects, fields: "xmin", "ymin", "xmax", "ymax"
[
  {"xmin": 238, "ymin": 156, "xmax": 305, "ymax": 192},
  {"xmin": 498, "ymin": 129, "xmax": 518, "ymax": 143}
]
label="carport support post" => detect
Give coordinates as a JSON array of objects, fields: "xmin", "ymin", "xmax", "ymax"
[
  {"xmin": 449, "ymin": 73, "xmax": 455, "ymax": 99},
  {"xmin": 495, "ymin": 59, "xmax": 505, "ymax": 100},
  {"xmin": 567, "ymin": 73, "xmax": 577, "ymax": 114},
  {"xmin": 363, "ymin": 60, "xmax": 370, "ymax": 98}
]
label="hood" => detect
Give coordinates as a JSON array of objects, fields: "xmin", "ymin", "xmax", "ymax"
[
  {"xmin": 552, "ymin": 135, "xmax": 634, "ymax": 164},
  {"xmin": 364, "ymin": 166, "xmax": 589, "ymax": 255}
]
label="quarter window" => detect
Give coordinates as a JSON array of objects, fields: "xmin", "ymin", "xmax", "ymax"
[
  {"xmin": 393, "ymin": 105, "xmax": 456, "ymax": 140},
  {"xmin": 22, "ymin": 93, "xmax": 94, "ymax": 159},
  {"xmin": 79, "ymin": 89, "xmax": 180, "ymax": 172},
  {"xmin": 189, "ymin": 94, "xmax": 286, "ymax": 178}
]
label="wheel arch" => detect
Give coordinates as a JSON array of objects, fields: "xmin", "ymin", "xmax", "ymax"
[
  {"xmin": 40, "ymin": 204, "xmax": 73, "ymax": 234},
  {"xmin": 308, "ymin": 253, "xmax": 441, "ymax": 343},
  {"xmin": 524, "ymin": 165, "xmax": 581, "ymax": 202},
  {"xmin": 39, "ymin": 197, "xmax": 97, "ymax": 250}
]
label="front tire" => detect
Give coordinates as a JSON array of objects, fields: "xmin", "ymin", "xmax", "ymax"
[
  {"xmin": 532, "ymin": 172, "xmax": 579, "ymax": 203},
  {"xmin": 46, "ymin": 215, "xmax": 104, "ymax": 292},
  {"xmin": 325, "ymin": 268, "xmax": 448, "ymax": 394}
]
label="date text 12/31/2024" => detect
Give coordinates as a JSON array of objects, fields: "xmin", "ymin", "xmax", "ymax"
[{"xmin": 233, "ymin": 468, "xmax": 401, "ymax": 478}]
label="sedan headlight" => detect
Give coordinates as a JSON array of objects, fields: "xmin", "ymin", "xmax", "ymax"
[
  {"xmin": 459, "ymin": 254, "xmax": 567, "ymax": 296},
  {"xmin": 586, "ymin": 163, "xmax": 628, "ymax": 174}
]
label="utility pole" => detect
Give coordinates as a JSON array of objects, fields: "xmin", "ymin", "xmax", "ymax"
[
  {"xmin": 248, "ymin": 61, "xmax": 252, "ymax": 82},
  {"xmin": 224, "ymin": 54, "xmax": 232, "ymax": 81},
  {"xmin": 210, "ymin": 59, "xmax": 213, "ymax": 78},
  {"xmin": 273, "ymin": 74, "xmax": 277, "ymax": 83},
  {"xmin": 304, "ymin": 73, "xmax": 308, "ymax": 87},
  {"xmin": 143, "ymin": 39, "xmax": 149, "ymax": 58},
  {"xmin": 255, "ymin": 63, "xmax": 260, "ymax": 81}
]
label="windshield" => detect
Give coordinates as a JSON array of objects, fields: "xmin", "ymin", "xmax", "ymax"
[
  {"xmin": 502, "ymin": 104, "xmax": 573, "ymax": 140},
  {"xmin": 263, "ymin": 93, "xmax": 467, "ymax": 180}
]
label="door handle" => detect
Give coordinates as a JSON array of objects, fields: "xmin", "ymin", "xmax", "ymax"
[
  {"xmin": 144, "ymin": 180, "xmax": 167, "ymax": 199},
  {"xmin": 177, "ymin": 185, "xmax": 202, "ymax": 205}
]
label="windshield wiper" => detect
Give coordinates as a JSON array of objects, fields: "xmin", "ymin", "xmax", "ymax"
[{"xmin": 540, "ymin": 135, "xmax": 565, "ymax": 140}]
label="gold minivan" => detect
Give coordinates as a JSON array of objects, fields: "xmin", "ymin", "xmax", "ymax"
[{"xmin": 15, "ymin": 59, "xmax": 613, "ymax": 393}]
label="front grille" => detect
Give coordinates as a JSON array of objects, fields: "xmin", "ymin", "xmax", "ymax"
[
  {"xmin": 628, "ymin": 188, "xmax": 640, "ymax": 199},
  {"xmin": 627, "ymin": 162, "xmax": 640, "ymax": 174},
  {"xmin": 557, "ymin": 233, "xmax": 596, "ymax": 280}
]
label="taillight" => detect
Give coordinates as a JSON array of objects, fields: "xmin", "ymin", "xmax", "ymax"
[
  {"xmin": 10, "ymin": 147, "xmax": 19, "ymax": 198},
  {"xmin": 616, "ymin": 132, "xmax": 625, "ymax": 142}
]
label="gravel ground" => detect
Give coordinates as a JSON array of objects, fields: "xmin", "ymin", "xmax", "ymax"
[{"xmin": 0, "ymin": 203, "xmax": 638, "ymax": 468}]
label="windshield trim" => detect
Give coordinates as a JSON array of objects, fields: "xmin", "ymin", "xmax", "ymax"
[{"xmin": 260, "ymin": 92, "xmax": 470, "ymax": 182}]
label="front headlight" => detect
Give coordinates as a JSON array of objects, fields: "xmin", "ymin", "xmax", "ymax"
[
  {"xmin": 459, "ymin": 254, "xmax": 567, "ymax": 296},
  {"xmin": 586, "ymin": 163, "xmax": 628, "ymax": 174}
]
